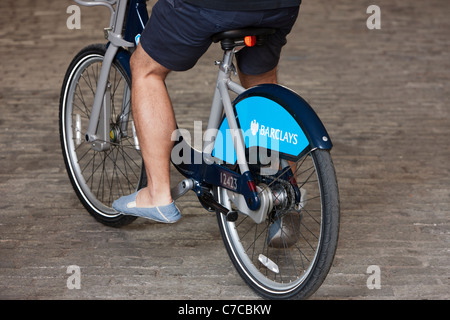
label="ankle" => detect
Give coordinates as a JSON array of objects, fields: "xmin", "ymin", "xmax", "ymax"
[{"xmin": 137, "ymin": 187, "xmax": 172, "ymax": 207}]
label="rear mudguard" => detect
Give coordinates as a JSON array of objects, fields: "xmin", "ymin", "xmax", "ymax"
[{"xmin": 212, "ymin": 84, "xmax": 332, "ymax": 164}]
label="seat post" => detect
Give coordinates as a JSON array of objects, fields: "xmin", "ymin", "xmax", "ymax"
[
  {"xmin": 212, "ymin": 27, "xmax": 276, "ymax": 78},
  {"xmin": 219, "ymin": 48, "xmax": 237, "ymax": 76}
]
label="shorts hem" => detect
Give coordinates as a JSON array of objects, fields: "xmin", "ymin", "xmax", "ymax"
[{"xmin": 139, "ymin": 37, "xmax": 190, "ymax": 72}]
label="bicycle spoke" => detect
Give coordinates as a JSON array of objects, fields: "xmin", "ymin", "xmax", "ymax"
[{"xmin": 219, "ymin": 147, "xmax": 329, "ymax": 291}]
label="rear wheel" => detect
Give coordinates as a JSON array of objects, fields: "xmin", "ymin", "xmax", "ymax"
[
  {"xmin": 60, "ymin": 44, "xmax": 144, "ymax": 227},
  {"xmin": 216, "ymin": 149, "xmax": 339, "ymax": 299}
]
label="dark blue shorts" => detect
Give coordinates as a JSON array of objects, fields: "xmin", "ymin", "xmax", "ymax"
[{"xmin": 140, "ymin": 0, "xmax": 299, "ymax": 75}]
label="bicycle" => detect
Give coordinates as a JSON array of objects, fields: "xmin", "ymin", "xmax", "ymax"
[{"xmin": 59, "ymin": 0, "xmax": 340, "ymax": 300}]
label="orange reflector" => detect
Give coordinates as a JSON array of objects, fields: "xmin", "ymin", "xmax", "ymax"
[{"xmin": 244, "ymin": 36, "xmax": 256, "ymax": 47}]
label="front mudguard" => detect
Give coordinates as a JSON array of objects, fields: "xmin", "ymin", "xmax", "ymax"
[
  {"xmin": 115, "ymin": 48, "xmax": 132, "ymax": 78},
  {"xmin": 213, "ymin": 84, "xmax": 332, "ymax": 164}
]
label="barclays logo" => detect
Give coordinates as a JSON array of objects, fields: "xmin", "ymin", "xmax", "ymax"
[{"xmin": 250, "ymin": 120, "xmax": 298, "ymax": 145}]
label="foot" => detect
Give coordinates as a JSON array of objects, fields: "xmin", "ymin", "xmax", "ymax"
[{"xmin": 112, "ymin": 190, "xmax": 181, "ymax": 223}]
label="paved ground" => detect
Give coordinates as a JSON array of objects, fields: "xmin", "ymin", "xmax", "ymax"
[{"xmin": 0, "ymin": 0, "xmax": 449, "ymax": 300}]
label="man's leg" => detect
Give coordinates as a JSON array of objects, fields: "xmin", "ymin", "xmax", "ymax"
[
  {"xmin": 238, "ymin": 67, "xmax": 278, "ymax": 89},
  {"xmin": 130, "ymin": 45, "xmax": 175, "ymax": 208}
]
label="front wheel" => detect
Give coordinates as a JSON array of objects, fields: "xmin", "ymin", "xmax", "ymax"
[
  {"xmin": 59, "ymin": 44, "xmax": 144, "ymax": 227},
  {"xmin": 216, "ymin": 149, "xmax": 339, "ymax": 299}
]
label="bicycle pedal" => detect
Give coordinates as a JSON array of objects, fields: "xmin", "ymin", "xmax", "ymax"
[{"xmin": 226, "ymin": 211, "xmax": 238, "ymax": 222}]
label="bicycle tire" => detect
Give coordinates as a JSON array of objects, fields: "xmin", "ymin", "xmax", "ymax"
[
  {"xmin": 59, "ymin": 44, "xmax": 145, "ymax": 227},
  {"xmin": 216, "ymin": 149, "xmax": 339, "ymax": 299}
]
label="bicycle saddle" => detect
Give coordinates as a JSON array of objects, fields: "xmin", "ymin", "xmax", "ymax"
[{"xmin": 212, "ymin": 27, "xmax": 276, "ymax": 50}]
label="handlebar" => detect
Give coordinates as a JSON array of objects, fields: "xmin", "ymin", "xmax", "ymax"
[
  {"xmin": 73, "ymin": 0, "xmax": 122, "ymax": 34},
  {"xmin": 74, "ymin": 0, "xmax": 116, "ymax": 11}
]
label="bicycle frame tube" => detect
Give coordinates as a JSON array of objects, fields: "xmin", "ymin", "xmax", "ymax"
[
  {"xmin": 203, "ymin": 50, "xmax": 245, "ymax": 156},
  {"xmin": 173, "ymin": 49, "xmax": 261, "ymax": 211}
]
